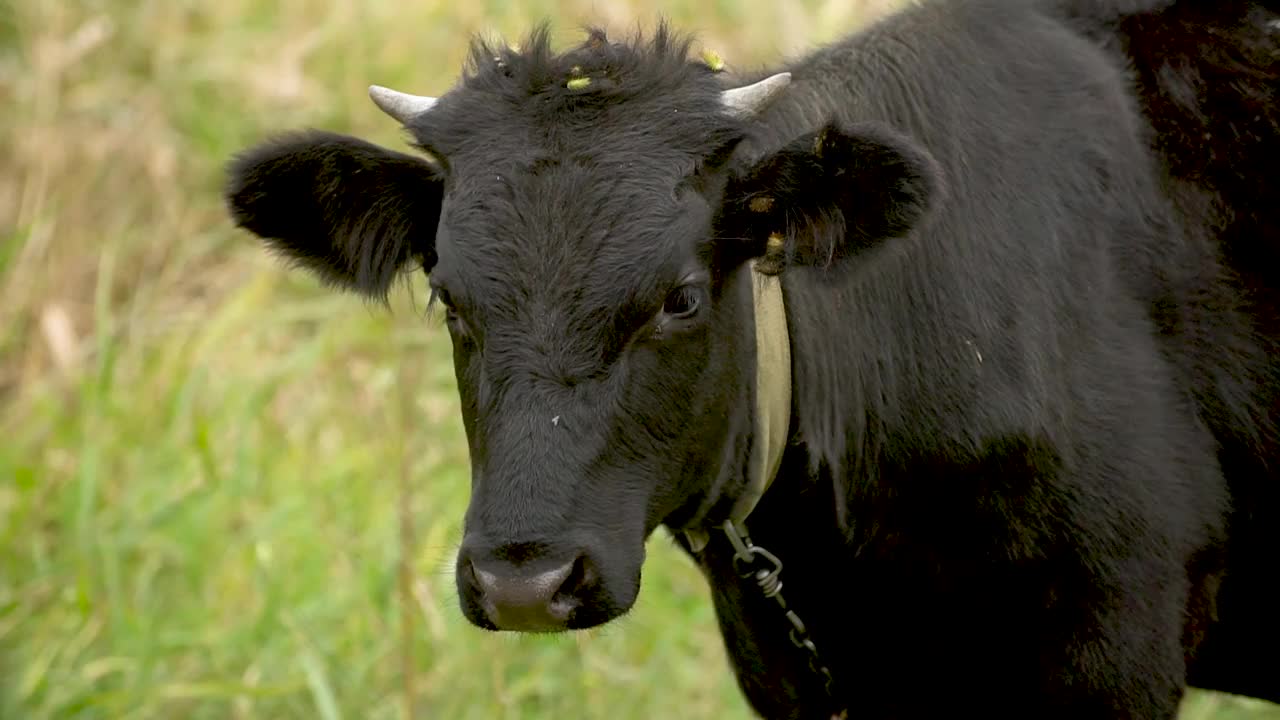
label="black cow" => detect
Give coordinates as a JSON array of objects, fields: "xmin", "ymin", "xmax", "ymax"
[{"xmin": 224, "ymin": 0, "xmax": 1280, "ymax": 716}]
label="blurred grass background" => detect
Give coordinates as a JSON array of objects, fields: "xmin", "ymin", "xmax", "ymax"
[{"xmin": 1, "ymin": 0, "xmax": 1278, "ymax": 718}]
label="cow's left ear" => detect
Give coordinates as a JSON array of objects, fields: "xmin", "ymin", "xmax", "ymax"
[{"xmin": 719, "ymin": 121, "xmax": 942, "ymax": 272}]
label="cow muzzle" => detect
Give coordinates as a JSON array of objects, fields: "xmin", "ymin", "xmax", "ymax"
[{"xmin": 456, "ymin": 538, "xmax": 611, "ymax": 632}]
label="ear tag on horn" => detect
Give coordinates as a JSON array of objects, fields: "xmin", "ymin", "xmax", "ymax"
[{"xmin": 701, "ymin": 48, "xmax": 726, "ymax": 72}]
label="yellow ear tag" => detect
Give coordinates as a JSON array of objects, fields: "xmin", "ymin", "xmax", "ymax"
[
  {"xmin": 813, "ymin": 130, "xmax": 828, "ymax": 157},
  {"xmin": 566, "ymin": 77, "xmax": 591, "ymax": 90},
  {"xmin": 700, "ymin": 49, "xmax": 725, "ymax": 72}
]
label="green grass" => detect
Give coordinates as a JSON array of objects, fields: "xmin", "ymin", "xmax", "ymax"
[{"xmin": 1, "ymin": 1, "xmax": 1278, "ymax": 718}]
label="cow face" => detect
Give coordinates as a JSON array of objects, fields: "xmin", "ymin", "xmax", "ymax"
[{"xmin": 225, "ymin": 26, "xmax": 939, "ymax": 633}]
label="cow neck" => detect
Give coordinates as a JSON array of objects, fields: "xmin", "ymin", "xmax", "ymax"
[{"xmin": 683, "ymin": 259, "xmax": 846, "ymax": 718}]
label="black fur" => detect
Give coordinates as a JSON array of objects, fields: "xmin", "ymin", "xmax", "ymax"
[
  {"xmin": 1102, "ymin": 0, "xmax": 1280, "ymax": 705},
  {"xmin": 224, "ymin": 0, "xmax": 1280, "ymax": 716}
]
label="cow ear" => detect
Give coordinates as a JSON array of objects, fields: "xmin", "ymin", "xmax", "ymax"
[
  {"xmin": 720, "ymin": 121, "xmax": 941, "ymax": 272},
  {"xmin": 225, "ymin": 129, "xmax": 443, "ymax": 300}
]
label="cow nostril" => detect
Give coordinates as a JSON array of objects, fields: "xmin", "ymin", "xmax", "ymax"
[
  {"xmin": 472, "ymin": 561, "xmax": 499, "ymax": 597},
  {"xmin": 555, "ymin": 554, "xmax": 596, "ymax": 599},
  {"xmin": 462, "ymin": 559, "xmax": 483, "ymax": 593}
]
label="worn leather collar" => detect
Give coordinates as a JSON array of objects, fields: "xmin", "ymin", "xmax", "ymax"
[{"xmin": 684, "ymin": 258, "xmax": 791, "ymax": 552}]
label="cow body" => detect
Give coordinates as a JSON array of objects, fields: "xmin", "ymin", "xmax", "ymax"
[
  {"xmin": 224, "ymin": 0, "xmax": 1280, "ymax": 717},
  {"xmin": 687, "ymin": 2, "xmax": 1279, "ymax": 716}
]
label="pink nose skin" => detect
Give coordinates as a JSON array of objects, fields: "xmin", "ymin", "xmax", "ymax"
[{"xmin": 472, "ymin": 559, "xmax": 580, "ymax": 631}]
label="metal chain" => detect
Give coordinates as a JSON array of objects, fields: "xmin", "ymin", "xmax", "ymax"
[{"xmin": 721, "ymin": 520, "xmax": 847, "ymax": 719}]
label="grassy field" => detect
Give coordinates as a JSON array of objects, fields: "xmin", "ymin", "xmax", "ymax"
[{"xmin": 1, "ymin": 1, "xmax": 1278, "ymax": 718}]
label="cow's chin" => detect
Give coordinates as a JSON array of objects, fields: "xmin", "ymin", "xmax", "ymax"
[{"xmin": 458, "ymin": 596, "xmax": 636, "ymax": 634}]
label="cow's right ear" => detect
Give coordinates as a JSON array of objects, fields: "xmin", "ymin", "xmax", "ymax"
[{"xmin": 225, "ymin": 129, "xmax": 442, "ymax": 300}]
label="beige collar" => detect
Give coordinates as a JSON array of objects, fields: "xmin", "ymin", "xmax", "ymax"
[{"xmin": 684, "ymin": 259, "xmax": 791, "ymax": 552}]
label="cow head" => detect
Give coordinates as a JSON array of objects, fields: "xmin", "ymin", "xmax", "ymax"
[{"xmin": 224, "ymin": 25, "xmax": 939, "ymax": 633}]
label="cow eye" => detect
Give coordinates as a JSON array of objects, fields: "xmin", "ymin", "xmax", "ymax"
[
  {"xmin": 662, "ymin": 285, "xmax": 703, "ymax": 320},
  {"xmin": 431, "ymin": 285, "xmax": 471, "ymax": 337}
]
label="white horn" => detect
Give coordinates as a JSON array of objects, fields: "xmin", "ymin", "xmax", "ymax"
[
  {"xmin": 721, "ymin": 72, "xmax": 792, "ymax": 118},
  {"xmin": 368, "ymin": 85, "xmax": 438, "ymax": 123}
]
